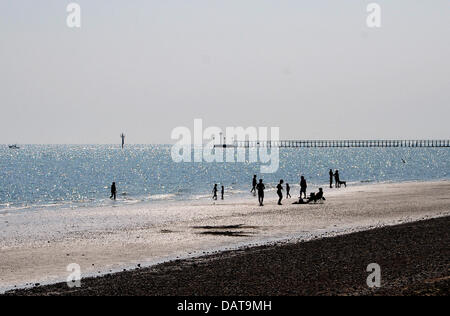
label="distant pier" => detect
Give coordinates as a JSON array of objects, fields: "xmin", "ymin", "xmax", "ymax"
[{"xmin": 214, "ymin": 140, "xmax": 450, "ymax": 148}]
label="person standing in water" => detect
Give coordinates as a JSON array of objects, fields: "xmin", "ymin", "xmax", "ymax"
[
  {"xmin": 212, "ymin": 184, "xmax": 218, "ymax": 200},
  {"xmin": 221, "ymin": 186, "xmax": 225, "ymax": 200},
  {"xmin": 250, "ymin": 175, "xmax": 257, "ymax": 195},
  {"xmin": 256, "ymin": 179, "xmax": 265, "ymax": 206},
  {"xmin": 277, "ymin": 180, "xmax": 284, "ymax": 205},
  {"xmin": 110, "ymin": 182, "xmax": 117, "ymax": 200},
  {"xmin": 329, "ymin": 169, "xmax": 334, "ymax": 188},
  {"xmin": 334, "ymin": 170, "xmax": 340, "ymax": 188},
  {"xmin": 286, "ymin": 183, "xmax": 291, "ymax": 199},
  {"xmin": 300, "ymin": 176, "xmax": 307, "ymax": 199}
]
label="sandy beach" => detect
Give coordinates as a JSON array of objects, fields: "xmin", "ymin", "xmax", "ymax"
[
  {"xmin": 7, "ymin": 216, "xmax": 449, "ymax": 296},
  {"xmin": 1, "ymin": 180, "xmax": 449, "ymax": 294}
]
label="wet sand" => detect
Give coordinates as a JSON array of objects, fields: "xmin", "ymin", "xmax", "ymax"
[
  {"xmin": 6, "ymin": 216, "xmax": 449, "ymax": 296},
  {"xmin": 1, "ymin": 181, "xmax": 449, "ymax": 293}
]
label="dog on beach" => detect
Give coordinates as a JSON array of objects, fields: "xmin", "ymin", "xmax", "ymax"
[{"xmin": 337, "ymin": 180, "xmax": 347, "ymax": 188}]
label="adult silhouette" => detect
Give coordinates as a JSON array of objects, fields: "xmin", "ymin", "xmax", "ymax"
[
  {"xmin": 329, "ymin": 169, "xmax": 334, "ymax": 188},
  {"xmin": 110, "ymin": 182, "xmax": 117, "ymax": 200},
  {"xmin": 212, "ymin": 184, "xmax": 218, "ymax": 200},
  {"xmin": 251, "ymin": 175, "xmax": 257, "ymax": 195},
  {"xmin": 277, "ymin": 180, "xmax": 284, "ymax": 205},
  {"xmin": 334, "ymin": 170, "xmax": 340, "ymax": 188},
  {"xmin": 300, "ymin": 176, "xmax": 307, "ymax": 199},
  {"xmin": 256, "ymin": 179, "xmax": 265, "ymax": 206}
]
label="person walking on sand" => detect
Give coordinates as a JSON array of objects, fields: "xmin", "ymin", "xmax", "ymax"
[
  {"xmin": 212, "ymin": 184, "xmax": 218, "ymax": 200},
  {"xmin": 286, "ymin": 183, "xmax": 291, "ymax": 199},
  {"xmin": 256, "ymin": 179, "xmax": 265, "ymax": 206},
  {"xmin": 250, "ymin": 175, "xmax": 257, "ymax": 195},
  {"xmin": 221, "ymin": 186, "xmax": 225, "ymax": 200},
  {"xmin": 334, "ymin": 170, "xmax": 340, "ymax": 188},
  {"xmin": 329, "ymin": 169, "xmax": 334, "ymax": 188},
  {"xmin": 277, "ymin": 180, "xmax": 284, "ymax": 205},
  {"xmin": 300, "ymin": 176, "xmax": 307, "ymax": 199},
  {"xmin": 110, "ymin": 182, "xmax": 117, "ymax": 200}
]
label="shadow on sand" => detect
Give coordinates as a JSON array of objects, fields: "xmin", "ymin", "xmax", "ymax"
[{"xmin": 193, "ymin": 224, "xmax": 258, "ymax": 237}]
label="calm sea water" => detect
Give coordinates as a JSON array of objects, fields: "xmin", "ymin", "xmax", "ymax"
[{"xmin": 0, "ymin": 145, "xmax": 449, "ymax": 211}]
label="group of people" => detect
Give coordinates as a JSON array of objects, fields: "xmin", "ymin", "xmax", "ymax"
[
  {"xmin": 211, "ymin": 169, "xmax": 341, "ymax": 206},
  {"xmin": 110, "ymin": 169, "xmax": 345, "ymax": 204},
  {"xmin": 329, "ymin": 169, "xmax": 346, "ymax": 188},
  {"xmin": 249, "ymin": 174, "xmax": 323, "ymax": 206},
  {"xmin": 212, "ymin": 184, "xmax": 225, "ymax": 201}
]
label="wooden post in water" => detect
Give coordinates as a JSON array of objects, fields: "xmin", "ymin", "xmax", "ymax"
[{"xmin": 120, "ymin": 133, "xmax": 125, "ymax": 149}]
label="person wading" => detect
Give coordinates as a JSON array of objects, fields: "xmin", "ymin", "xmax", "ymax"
[{"xmin": 110, "ymin": 182, "xmax": 117, "ymax": 200}]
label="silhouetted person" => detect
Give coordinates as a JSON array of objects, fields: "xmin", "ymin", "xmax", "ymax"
[
  {"xmin": 212, "ymin": 184, "xmax": 218, "ymax": 200},
  {"xmin": 300, "ymin": 176, "xmax": 307, "ymax": 199},
  {"xmin": 250, "ymin": 175, "xmax": 257, "ymax": 195},
  {"xmin": 311, "ymin": 188, "xmax": 326, "ymax": 203},
  {"xmin": 277, "ymin": 180, "xmax": 284, "ymax": 205},
  {"xmin": 286, "ymin": 183, "xmax": 291, "ymax": 199},
  {"xmin": 334, "ymin": 170, "xmax": 340, "ymax": 188},
  {"xmin": 110, "ymin": 182, "xmax": 117, "ymax": 200},
  {"xmin": 221, "ymin": 186, "xmax": 225, "ymax": 200},
  {"xmin": 329, "ymin": 169, "xmax": 334, "ymax": 188},
  {"xmin": 256, "ymin": 179, "xmax": 265, "ymax": 206},
  {"xmin": 293, "ymin": 188, "xmax": 326, "ymax": 204}
]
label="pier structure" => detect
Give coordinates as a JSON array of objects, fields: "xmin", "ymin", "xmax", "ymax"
[{"xmin": 215, "ymin": 140, "xmax": 450, "ymax": 148}]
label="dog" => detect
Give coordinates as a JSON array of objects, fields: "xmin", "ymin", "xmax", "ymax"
[{"xmin": 337, "ymin": 180, "xmax": 347, "ymax": 188}]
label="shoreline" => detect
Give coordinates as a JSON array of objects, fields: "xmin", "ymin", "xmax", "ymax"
[
  {"xmin": 5, "ymin": 216, "xmax": 449, "ymax": 296},
  {"xmin": 1, "ymin": 178, "xmax": 448, "ymax": 216},
  {"xmin": 1, "ymin": 180, "xmax": 450, "ymax": 293}
]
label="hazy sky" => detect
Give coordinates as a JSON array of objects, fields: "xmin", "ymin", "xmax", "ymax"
[{"xmin": 0, "ymin": 1, "xmax": 449, "ymax": 144}]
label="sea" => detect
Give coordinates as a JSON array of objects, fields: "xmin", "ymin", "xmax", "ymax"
[{"xmin": 0, "ymin": 145, "xmax": 449, "ymax": 212}]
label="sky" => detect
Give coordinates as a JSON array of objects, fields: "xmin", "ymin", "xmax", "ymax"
[{"xmin": 0, "ymin": 0, "xmax": 449, "ymax": 144}]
